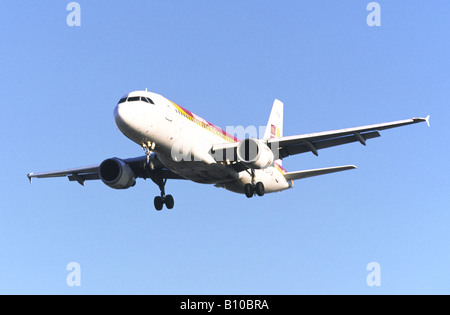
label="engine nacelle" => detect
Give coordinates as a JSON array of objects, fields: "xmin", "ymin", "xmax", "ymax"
[
  {"xmin": 236, "ymin": 138, "xmax": 274, "ymax": 169},
  {"xmin": 99, "ymin": 158, "xmax": 136, "ymax": 189}
]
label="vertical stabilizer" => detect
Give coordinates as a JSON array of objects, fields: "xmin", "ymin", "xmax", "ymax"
[{"xmin": 263, "ymin": 99, "xmax": 284, "ymax": 165}]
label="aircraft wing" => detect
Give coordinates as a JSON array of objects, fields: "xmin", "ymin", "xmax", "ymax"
[
  {"xmin": 270, "ymin": 116, "xmax": 430, "ymax": 158},
  {"xmin": 27, "ymin": 155, "xmax": 186, "ymax": 186},
  {"xmin": 212, "ymin": 116, "xmax": 429, "ymax": 165},
  {"xmin": 27, "ymin": 165, "xmax": 100, "ymax": 185},
  {"xmin": 284, "ymin": 165, "xmax": 357, "ymax": 180}
]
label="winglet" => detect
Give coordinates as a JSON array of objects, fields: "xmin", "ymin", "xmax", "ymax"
[
  {"xmin": 413, "ymin": 115, "xmax": 430, "ymax": 127},
  {"xmin": 27, "ymin": 173, "xmax": 33, "ymax": 184}
]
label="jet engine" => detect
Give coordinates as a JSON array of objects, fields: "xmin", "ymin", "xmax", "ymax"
[
  {"xmin": 99, "ymin": 158, "xmax": 136, "ymax": 189},
  {"xmin": 236, "ymin": 138, "xmax": 274, "ymax": 169}
]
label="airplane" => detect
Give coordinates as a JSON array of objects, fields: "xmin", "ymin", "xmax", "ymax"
[{"xmin": 27, "ymin": 90, "xmax": 430, "ymax": 211}]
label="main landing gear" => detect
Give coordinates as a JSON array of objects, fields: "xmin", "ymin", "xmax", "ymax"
[
  {"xmin": 244, "ymin": 169, "xmax": 265, "ymax": 198},
  {"xmin": 153, "ymin": 172, "xmax": 174, "ymax": 211},
  {"xmin": 142, "ymin": 141, "xmax": 174, "ymax": 211},
  {"xmin": 154, "ymin": 193, "xmax": 174, "ymax": 211}
]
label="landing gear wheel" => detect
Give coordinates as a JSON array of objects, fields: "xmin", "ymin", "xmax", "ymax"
[
  {"xmin": 154, "ymin": 196, "xmax": 164, "ymax": 211},
  {"xmin": 151, "ymin": 170, "xmax": 176, "ymax": 211},
  {"xmin": 255, "ymin": 182, "xmax": 265, "ymax": 197},
  {"xmin": 244, "ymin": 184, "xmax": 254, "ymax": 198},
  {"xmin": 165, "ymin": 195, "xmax": 174, "ymax": 209}
]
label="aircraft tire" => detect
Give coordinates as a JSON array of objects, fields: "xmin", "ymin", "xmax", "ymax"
[
  {"xmin": 255, "ymin": 182, "xmax": 265, "ymax": 197},
  {"xmin": 154, "ymin": 196, "xmax": 164, "ymax": 211},
  {"xmin": 244, "ymin": 184, "xmax": 253, "ymax": 198},
  {"xmin": 165, "ymin": 195, "xmax": 175, "ymax": 209}
]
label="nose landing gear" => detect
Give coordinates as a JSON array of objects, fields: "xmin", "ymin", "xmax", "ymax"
[{"xmin": 142, "ymin": 141, "xmax": 156, "ymax": 166}]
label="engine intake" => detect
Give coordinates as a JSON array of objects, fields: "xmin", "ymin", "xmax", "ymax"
[
  {"xmin": 236, "ymin": 138, "xmax": 274, "ymax": 169},
  {"xmin": 99, "ymin": 158, "xmax": 136, "ymax": 189}
]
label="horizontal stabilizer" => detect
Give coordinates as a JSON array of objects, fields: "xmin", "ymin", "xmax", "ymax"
[{"xmin": 284, "ymin": 165, "xmax": 357, "ymax": 180}]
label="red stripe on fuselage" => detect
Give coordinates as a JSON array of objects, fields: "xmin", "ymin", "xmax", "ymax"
[{"xmin": 171, "ymin": 101, "xmax": 239, "ymax": 143}]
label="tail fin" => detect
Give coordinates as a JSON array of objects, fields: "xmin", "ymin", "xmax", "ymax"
[
  {"xmin": 263, "ymin": 99, "xmax": 284, "ymax": 139},
  {"xmin": 263, "ymin": 99, "xmax": 284, "ymax": 166}
]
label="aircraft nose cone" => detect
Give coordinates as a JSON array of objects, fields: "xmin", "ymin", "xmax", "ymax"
[
  {"xmin": 114, "ymin": 103, "xmax": 135, "ymax": 131},
  {"xmin": 114, "ymin": 104, "xmax": 123, "ymax": 127}
]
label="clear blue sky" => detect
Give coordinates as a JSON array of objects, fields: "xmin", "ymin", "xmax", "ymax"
[{"xmin": 0, "ymin": 1, "xmax": 448, "ymax": 294}]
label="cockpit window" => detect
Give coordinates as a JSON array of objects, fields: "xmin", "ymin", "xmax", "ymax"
[
  {"xmin": 118, "ymin": 97, "xmax": 128, "ymax": 104},
  {"xmin": 118, "ymin": 96, "xmax": 155, "ymax": 104},
  {"xmin": 127, "ymin": 96, "xmax": 140, "ymax": 102},
  {"xmin": 141, "ymin": 97, "xmax": 155, "ymax": 104}
]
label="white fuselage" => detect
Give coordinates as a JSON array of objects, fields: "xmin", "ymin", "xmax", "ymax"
[{"xmin": 114, "ymin": 91, "xmax": 293, "ymax": 194}]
